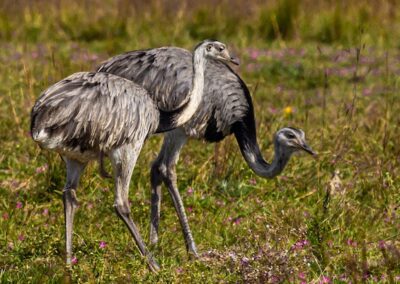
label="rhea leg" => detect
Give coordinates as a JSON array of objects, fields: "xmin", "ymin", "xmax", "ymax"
[
  {"xmin": 109, "ymin": 144, "xmax": 160, "ymax": 272},
  {"xmin": 63, "ymin": 157, "xmax": 86, "ymax": 266},
  {"xmin": 150, "ymin": 129, "xmax": 198, "ymax": 257},
  {"xmin": 150, "ymin": 160, "xmax": 163, "ymax": 245}
]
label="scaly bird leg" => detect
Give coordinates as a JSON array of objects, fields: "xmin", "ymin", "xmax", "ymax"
[
  {"xmin": 110, "ymin": 144, "xmax": 160, "ymax": 272},
  {"xmin": 63, "ymin": 158, "xmax": 86, "ymax": 266},
  {"xmin": 150, "ymin": 129, "xmax": 198, "ymax": 257}
]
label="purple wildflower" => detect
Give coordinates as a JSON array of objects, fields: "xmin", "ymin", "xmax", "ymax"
[
  {"xmin": 2, "ymin": 212, "xmax": 9, "ymax": 220},
  {"xmin": 250, "ymin": 50, "xmax": 261, "ymax": 60},
  {"xmin": 233, "ymin": 217, "xmax": 242, "ymax": 225},
  {"xmin": 71, "ymin": 256, "xmax": 78, "ymax": 265},
  {"xmin": 268, "ymin": 107, "xmax": 279, "ymax": 114},
  {"xmin": 248, "ymin": 178, "xmax": 257, "ymax": 185},
  {"xmin": 320, "ymin": 275, "xmax": 331, "ymax": 283},
  {"xmin": 187, "ymin": 187, "xmax": 194, "ymax": 195},
  {"xmin": 16, "ymin": 201, "xmax": 23, "ymax": 209},
  {"xmin": 18, "ymin": 234, "xmax": 25, "ymax": 241},
  {"xmin": 346, "ymin": 239, "xmax": 357, "ymax": 247},
  {"xmin": 42, "ymin": 208, "xmax": 49, "ymax": 216},
  {"xmin": 241, "ymin": 257, "xmax": 250, "ymax": 265},
  {"xmin": 228, "ymin": 252, "xmax": 237, "ymax": 261},
  {"xmin": 298, "ymin": 272, "xmax": 306, "ymax": 280},
  {"xmin": 99, "ymin": 241, "xmax": 107, "ymax": 249},
  {"xmin": 292, "ymin": 239, "xmax": 310, "ymax": 250},
  {"xmin": 35, "ymin": 164, "xmax": 48, "ymax": 174}
]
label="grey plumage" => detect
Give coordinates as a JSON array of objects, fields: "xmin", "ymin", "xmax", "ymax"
[
  {"xmin": 97, "ymin": 47, "xmax": 247, "ymax": 140},
  {"xmin": 97, "ymin": 47, "xmax": 315, "ymax": 257},
  {"xmin": 31, "ymin": 72, "xmax": 159, "ymax": 157},
  {"xmin": 31, "ymin": 40, "xmax": 238, "ymax": 271}
]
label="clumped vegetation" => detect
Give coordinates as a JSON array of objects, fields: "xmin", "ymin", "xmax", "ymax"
[{"xmin": 0, "ymin": 0, "xmax": 399, "ymax": 282}]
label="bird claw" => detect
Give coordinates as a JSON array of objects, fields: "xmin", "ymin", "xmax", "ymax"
[
  {"xmin": 188, "ymin": 250, "xmax": 199, "ymax": 260},
  {"xmin": 147, "ymin": 255, "xmax": 160, "ymax": 273}
]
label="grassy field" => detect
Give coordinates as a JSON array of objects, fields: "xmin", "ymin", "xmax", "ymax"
[{"xmin": 0, "ymin": 0, "xmax": 399, "ymax": 282}]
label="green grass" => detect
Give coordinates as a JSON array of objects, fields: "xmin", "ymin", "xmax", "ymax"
[{"xmin": 0, "ymin": 0, "xmax": 399, "ymax": 283}]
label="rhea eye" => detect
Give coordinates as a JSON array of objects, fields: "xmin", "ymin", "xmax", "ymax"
[
  {"xmin": 206, "ymin": 44, "xmax": 212, "ymax": 51},
  {"xmin": 285, "ymin": 132, "xmax": 296, "ymax": 139}
]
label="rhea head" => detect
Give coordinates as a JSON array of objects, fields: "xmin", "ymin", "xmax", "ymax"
[
  {"xmin": 195, "ymin": 39, "xmax": 240, "ymax": 65},
  {"xmin": 275, "ymin": 127, "xmax": 316, "ymax": 156}
]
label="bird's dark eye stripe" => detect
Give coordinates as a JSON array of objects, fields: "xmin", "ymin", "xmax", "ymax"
[{"xmin": 285, "ymin": 132, "xmax": 296, "ymax": 139}]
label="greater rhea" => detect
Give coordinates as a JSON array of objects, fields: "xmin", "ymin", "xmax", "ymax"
[
  {"xmin": 97, "ymin": 47, "xmax": 316, "ymax": 257},
  {"xmin": 30, "ymin": 40, "xmax": 238, "ymax": 271}
]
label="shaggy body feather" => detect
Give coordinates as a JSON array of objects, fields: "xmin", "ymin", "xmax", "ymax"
[{"xmin": 31, "ymin": 72, "xmax": 159, "ymax": 161}]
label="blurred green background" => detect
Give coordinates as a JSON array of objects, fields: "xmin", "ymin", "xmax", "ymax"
[{"xmin": 0, "ymin": 0, "xmax": 399, "ymax": 283}]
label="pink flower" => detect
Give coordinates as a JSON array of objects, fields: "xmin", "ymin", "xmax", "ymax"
[
  {"xmin": 187, "ymin": 187, "xmax": 194, "ymax": 195},
  {"xmin": 71, "ymin": 256, "xmax": 78, "ymax": 265},
  {"xmin": 99, "ymin": 241, "xmax": 107, "ymax": 249},
  {"xmin": 187, "ymin": 207, "xmax": 193, "ymax": 213},
  {"xmin": 18, "ymin": 234, "xmax": 25, "ymax": 241},
  {"xmin": 320, "ymin": 275, "xmax": 331, "ymax": 283},
  {"xmin": 268, "ymin": 107, "xmax": 279, "ymax": 115},
  {"xmin": 250, "ymin": 50, "xmax": 261, "ymax": 60},
  {"xmin": 35, "ymin": 164, "xmax": 48, "ymax": 174},
  {"xmin": 2, "ymin": 212, "xmax": 9, "ymax": 220},
  {"xmin": 248, "ymin": 178, "xmax": 257, "ymax": 185},
  {"xmin": 292, "ymin": 239, "xmax": 310, "ymax": 250},
  {"xmin": 298, "ymin": 272, "xmax": 306, "ymax": 280},
  {"xmin": 175, "ymin": 267, "xmax": 183, "ymax": 274},
  {"xmin": 347, "ymin": 239, "xmax": 357, "ymax": 247},
  {"xmin": 16, "ymin": 202, "xmax": 23, "ymax": 209},
  {"xmin": 42, "ymin": 208, "xmax": 49, "ymax": 216},
  {"xmin": 241, "ymin": 257, "xmax": 250, "ymax": 265},
  {"xmin": 233, "ymin": 217, "xmax": 242, "ymax": 225},
  {"xmin": 223, "ymin": 216, "xmax": 233, "ymax": 224},
  {"xmin": 378, "ymin": 240, "xmax": 386, "ymax": 249}
]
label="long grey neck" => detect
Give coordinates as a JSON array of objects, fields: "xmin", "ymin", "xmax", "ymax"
[
  {"xmin": 175, "ymin": 49, "xmax": 206, "ymax": 126},
  {"xmin": 233, "ymin": 120, "xmax": 291, "ymax": 179},
  {"xmin": 246, "ymin": 141, "xmax": 291, "ymax": 178}
]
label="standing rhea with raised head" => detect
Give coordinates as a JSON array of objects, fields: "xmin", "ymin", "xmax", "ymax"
[
  {"xmin": 97, "ymin": 47, "xmax": 316, "ymax": 257},
  {"xmin": 30, "ymin": 40, "xmax": 238, "ymax": 271}
]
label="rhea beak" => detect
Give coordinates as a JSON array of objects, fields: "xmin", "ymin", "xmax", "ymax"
[
  {"xmin": 229, "ymin": 55, "xmax": 240, "ymax": 65},
  {"xmin": 300, "ymin": 143, "xmax": 317, "ymax": 157},
  {"xmin": 219, "ymin": 49, "xmax": 240, "ymax": 65}
]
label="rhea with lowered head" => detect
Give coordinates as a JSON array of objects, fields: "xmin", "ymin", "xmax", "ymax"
[
  {"xmin": 30, "ymin": 40, "xmax": 238, "ymax": 271},
  {"xmin": 97, "ymin": 46, "xmax": 316, "ymax": 257}
]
